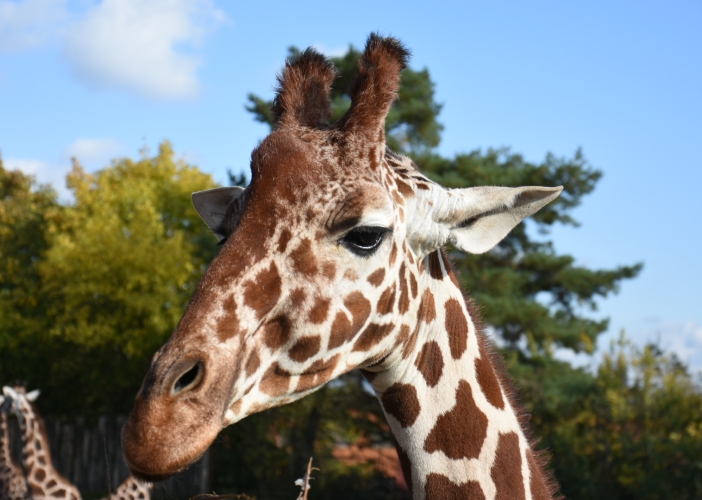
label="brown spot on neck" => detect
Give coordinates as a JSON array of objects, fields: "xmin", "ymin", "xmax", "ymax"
[
  {"xmin": 444, "ymin": 298, "xmax": 468, "ymax": 359},
  {"xmin": 423, "ymin": 380, "xmax": 488, "ymax": 459},
  {"xmin": 415, "ymin": 341, "xmax": 444, "ymax": 387},
  {"xmin": 491, "ymin": 432, "xmax": 526, "ymax": 500},
  {"xmin": 475, "ymin": 334, "xmax": 505, "ymax": 409},
  {"xmin": 381, "ymin": 383, "xmax": 420, "ymax": 427},
  {"xmin": 427, "ymin": 250, "xmax": 444, "ymax": 280},
  {"xmin": 424, "ymin": 473, "xmax": 485, "ymax": 500}
]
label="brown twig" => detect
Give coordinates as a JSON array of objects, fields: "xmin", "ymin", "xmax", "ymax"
[{"xmin": 190, "ymin": 494, "xmax": 255, "ymax": 500}]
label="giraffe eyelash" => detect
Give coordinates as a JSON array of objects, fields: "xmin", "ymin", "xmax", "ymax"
[{"xmin": 339, "ymin": 226, "xmax": 390, "ymax": 257}]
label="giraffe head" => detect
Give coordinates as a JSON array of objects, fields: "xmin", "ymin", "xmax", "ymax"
[
  {"xmin": 122, "ymin": 34, "xmax": 561, "ymax": 480},
  {"xmin": 2, "ymin": 386, "xmax": 40, "ymax": 428}
]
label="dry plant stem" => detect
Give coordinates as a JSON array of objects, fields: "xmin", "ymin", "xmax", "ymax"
[
  {"xmin": 190, "ymin": 494, "xmax": 255, "ymax": 500},
  {"xmin": 302, "ymin": 458, "xmax": 313, "ymax": 500}
]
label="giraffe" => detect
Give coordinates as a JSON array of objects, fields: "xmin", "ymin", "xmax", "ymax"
[
  {"xmin": 0, "ymin": 394, "xmax": 29, "ymax": 500},
  {"xmin": 122, "ymin": 34, "xmax": 563, "ymax": 499},
  {"xmin": 2, "ymin": 387, "xmax": 152, "ymax": 500}
]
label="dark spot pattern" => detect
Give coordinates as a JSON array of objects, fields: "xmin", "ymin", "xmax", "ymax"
[
  {"xmin": 245, "ymin": 350, "xmax": 260, "ymax": 376},
  {"xmin": 475, "ymin": 337, "xmax": 505, "ymax": 409},
  {"xmin": 352, "ymin": 322, "xmax": 394, "ymax": 352},
  {"xmin": 243, "ymin": 262, "xmax": 282, "ymax": 317},
  {"xmin": 308, "ymin": 296, "xmax": 331, "ymax": 324},
  {"xmin": 425, "ymin": 474, "xmax": 485, "ymax": 500},
  {"xmin": 491, "ymin": 432, "xmax": 526, "ymax": 500},
  {"xmin": 262, "ymin": 316, "xmax": 292, "ymax": 350},
  {"xmin": 381, "ymin": 383, "xmax": 420, "ymax": 427},
  {"xmin": 424, "ymin": 380, "xmax": 488, "ymax": 459},
  {"xmin": 260, "ymin": 363, "xmax": 291, "ymax": 396},
  {"xmin": 420, "ymin": 288, "xmax": 436, "ymax": 324},
  {"xmin": 428, "ymin": 250, "xmax": 444, "ymax": 280},
  {"xmin": 377, "ymin": 285, "xmax": 396, "ymax": 315},
  {"xmin": 528, "ymin": 451, "xmax": 552, "ymax": 500},
  {"xmin": 444, "ymin": 298, "xmax": 468, "ymax": 359},
  {"xmin": 415, "ymin": 341, "xmax": 444, "ymax": 387},
  {"xmin": 278, "ymin": 228, "xmax": 292, "ymax": 252},
  {"xmin": 289, "ymin": 335, "xmax": 322, "ymax": 362},
  {"xmin": 367, "ymin": 268, "xmax": 385, "ymax": 286},
  {"xmin": 216, "ymin": 295, "xmax": 240, "ymax": 342},
  {"xmin": 290, "ymin": 238, "xmax": 319, "ymax": 276}
]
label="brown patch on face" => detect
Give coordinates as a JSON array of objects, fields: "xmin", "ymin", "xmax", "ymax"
[
  {"xmin": 409, "ymin": 273, "xmax": 418, "ymax": 298},
  {"xmin": 527, "ymin": 451, "xmax": 553, "ymax": 500},
  {"xmin": 394, "ymin": 439, "xmax": 413, "ymax": 494},
  {"xmin": 420, "ymin": 289, "xmax": 437, "ymax": 324},
  {"xmin": 444, "ymin": 298, "xmax": 468, "ymax": 359},
  {"xmin": 424, "ymin": 474, "xmax": 485, "ymax": 500},
  {"xmin": 343, "ymin": 268, "xmax": 359, "ymax": 281},
  {"xmin": 377, "ymin": 285, "xmax": 396, "ymax": 315},
  {"xmin": 391, "ymin": 190, "xmax": 403, "ymax": 205},
  {"xmin": 260, "ymin": 362, "xmax": 291, "ymax": 396},
  {"xmin": 289, "ymin": 238, "xmax": 318, "ymax": 276},
  {"xmin": 367, "ymin": 268, "xmax": 385, "ymax": 286},
  {"xmin": 245, "ymin": 350, "xmax": 260, "ymax": 376},
  {"xmin": 308, "ymin": 296, "xmax": 331, "ymax": 324},
  {"xmin": 491, "ymin": 432, "xmax": 526, "ymax": 500},
  {"xmin": 290, "ymin": 288, "xmax": 306, "ymax": 306},
  {"xmin": 428, "ymin": 250, "xmax": 443, "ymax": 280},
  {"xmin": 381, "ymin": 383, "xmax": 420, "ymax": 427},
  {"xmin": 34, "ymin": 469, "xmax": 46, "ymax": 482},
  {"xmin": 278, "ymin": 228, "xmax": 292, "ymax": 253},
  {"xmin": 415, "ymin": 341, "xmax": 444, "ymax": 388},
  {"xmin": 423, "ymin": 380, "xmax": 488, "ymax": 459},
  {"xmin": 416, "ymin": 182, "xmax": 430, "ymax": 190},
  {"xmin": 352, "ymin": 322, "xmax": 394, "ymax": 352},
  {"xmin": 440, "ymin": 250, "xmax": 460, "ymax": 288},
  {"xmin": 289, "ymin": 335, "xmax": 322, "ymax": 363},
  {"xmin": 216, "ymin": 295, "xmax": 240, "ymax": 342},
  {"xmin": 322, "ymin": 261, "xmax": 336, "ymax": 280},
  {"xmin": 329, "ymin": 312, "xmax": 352, "ymax": 349},
  {"xmin": 327, "ymin": 292, "xmax": 371, "ymax": 349},
  {"xmin": 398, "ymin": 265, "xmax": 410, "ymax": 314},
  {"xmin": 401, "ymin": 322, "xmax": 420, "ymax": 359},
  {"xmin": 475, "ymin": 336, "xmax": 505, "ymax": 409},
  {"xmin": 243, "ymin": 261, "xmax": 282, "ymax": 317},
  {"xmin": 389, "ymin": 243, "xmax": 397, "ymax": 266},
  {"xmin": 395, "ymin": 178, "xmax": 414, "ymax": 198},
  {"xmin": 262, "ymin": 316, "xmax": 292, "ymax": 350},
  {"xmin": 295, "ymin": 354, "xmax": 340, "ymax": 392}
]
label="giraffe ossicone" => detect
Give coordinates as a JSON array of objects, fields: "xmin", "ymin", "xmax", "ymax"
[{"xmin": 122, "ymin": 33, "xmax": 562, "ymax": 499}]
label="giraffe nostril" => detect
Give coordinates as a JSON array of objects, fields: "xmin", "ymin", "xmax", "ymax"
[{"xmin": 173, "ymin": 362, "xmax": 202, "ymax": 395}]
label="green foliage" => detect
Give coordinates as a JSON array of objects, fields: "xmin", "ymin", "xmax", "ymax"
[
  {"xmin": 513, "ymin": 334, "xmax": 702, "ymax": 500},
  {"xmin": 0, "ymin": 143, "xmax": 218, "ymax": 417}
]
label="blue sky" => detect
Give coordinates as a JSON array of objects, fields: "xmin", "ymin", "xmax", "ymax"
[{"xmin": 1, "ymin": 0, "xmax": 700, "ymax": 370}]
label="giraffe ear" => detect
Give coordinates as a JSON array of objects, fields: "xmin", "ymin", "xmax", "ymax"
[
  {"xmin": 192, "ymin": 187, "xmax": 245, "ymax": 242},
  {"xmin": 26, "ymin": 389, "xmax": 40, "ymax": 402},
  {"xmin": 272, "ymin": 48, "xmax": 337, "ymax": 128},
  {"xmin": 435, "ymin": 185, "xmax": 563, "ymax": 254},
  {"xmin": 3, "ymin": 386, "xmax": 17, "ymax": 400}
]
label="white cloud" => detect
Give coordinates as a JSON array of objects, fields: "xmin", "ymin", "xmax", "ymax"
[
  {"xmin": 64, "ymin": 137, "xmax": 122, "ymax": 167},
  {"xmin": 0, "ymin": 0, "xmax": 66, "ymax": 52},
  {"xmin": 61, "ymin": 0, "xmax": 225, "ymax": 99}
]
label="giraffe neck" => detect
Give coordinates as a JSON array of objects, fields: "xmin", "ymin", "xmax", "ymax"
[
  {"xmin": 365, "ymin": 250, "xmax": 553, "ymax": 500},
  {"xmin": 16, "ymin": 403, "xmax": 81, "ymax": 500},
  {"xmin": 101, "ymin": 476, "xmax": 152, "ymax": 500},
  {"xmin": 1, "ymin": 409, "xmax": 29, "ymax": 500}
]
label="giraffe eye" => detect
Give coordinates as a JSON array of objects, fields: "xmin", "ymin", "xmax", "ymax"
[{"xmin": 340, "ymin": 227, "xmax": 389, "ymax": 257}]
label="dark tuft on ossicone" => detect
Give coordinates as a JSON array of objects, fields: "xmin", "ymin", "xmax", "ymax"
[{"xmin": 272, "ymin": 48, "xmax": 338, "ymax": 128}]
